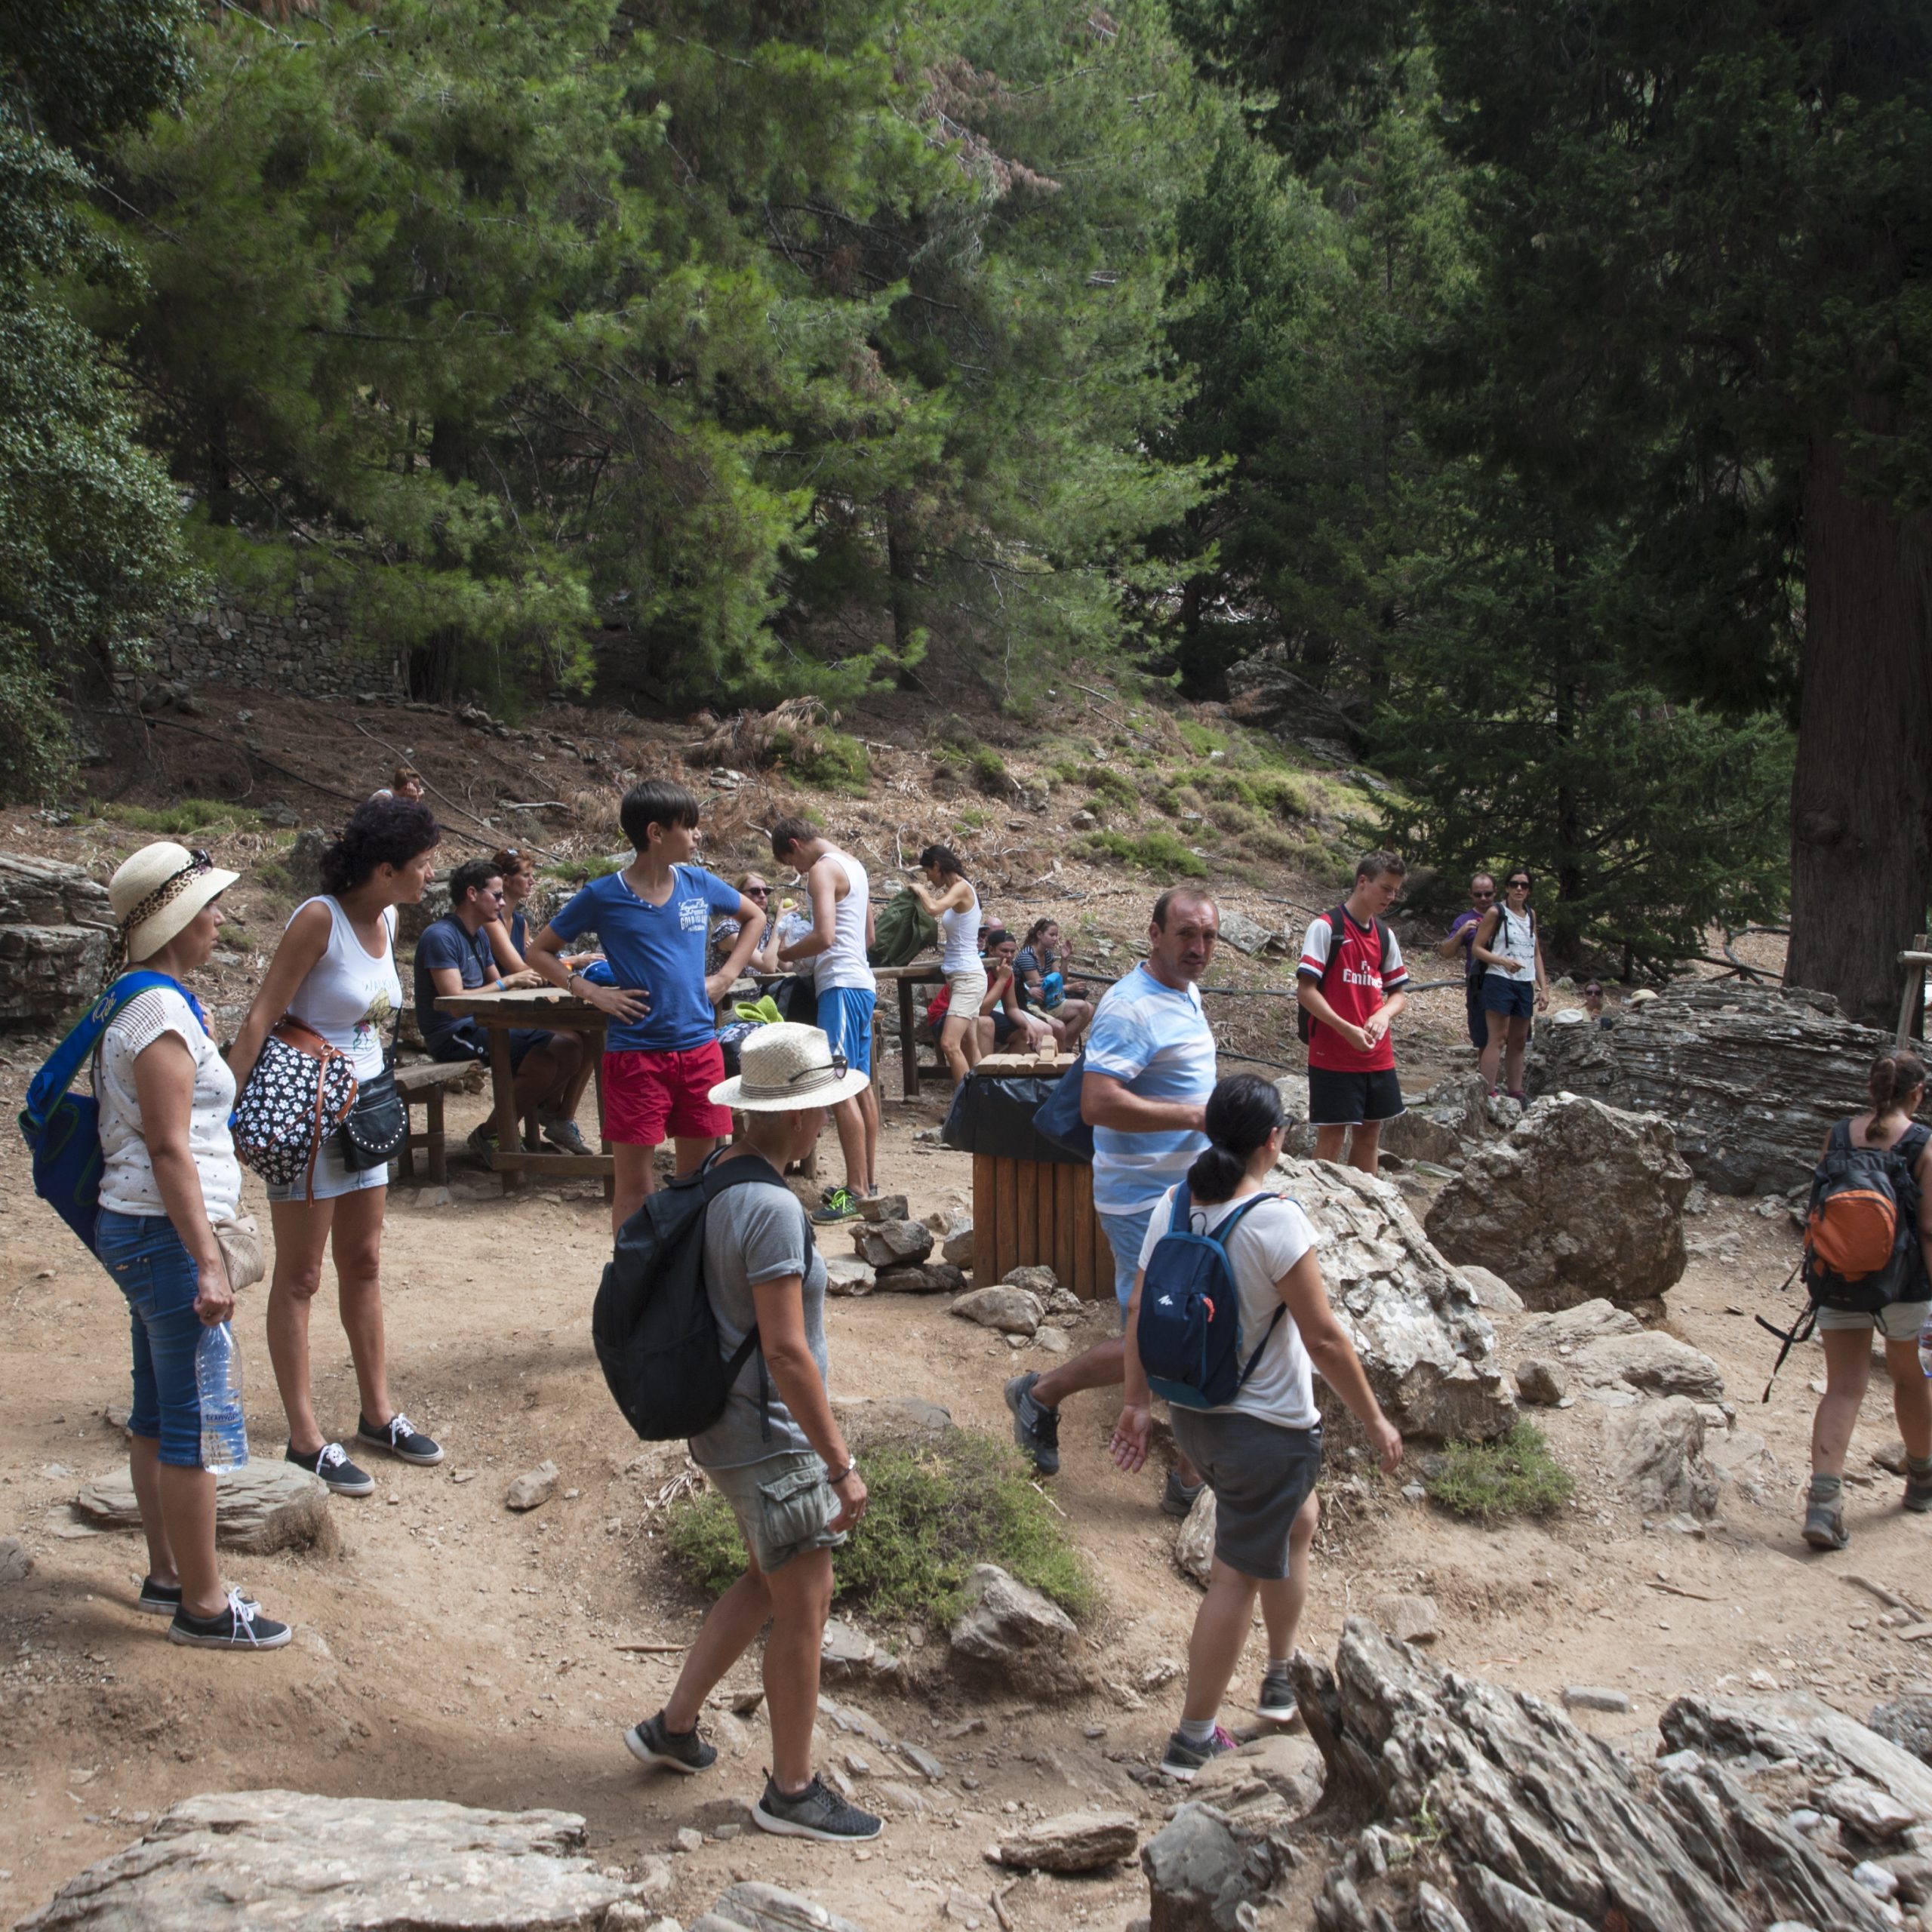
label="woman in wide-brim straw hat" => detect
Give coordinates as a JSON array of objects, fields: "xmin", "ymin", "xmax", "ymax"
[
  {"xmin": 97, "ymin": 842, "xmax": 292, "ymax": 1649},
  {"xmin": 621, "ymin": 1023, "xmax": 884, "ymax": 1844}
]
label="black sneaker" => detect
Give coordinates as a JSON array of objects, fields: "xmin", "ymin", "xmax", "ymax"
[
  {"xmin": 623, "ymin": 1710, "xmax": 717, "ymax": 1776},
  {"xmin": 168, "ymin": 1587, "xmax": 291, "ymax": 1651},
  {"xmin": 1906, "ymin": 1469, "xmax": 1932, "ymax": 1514},
  {"xmin": 752, "ymin": 1772, "xmax": 883, "ymax": 1842},
  {"xmin": 285, "ymin": 1440, "xmax": 375, "ymax": 1497},
  {"xmin": 138, "ymin": 1577, "xmax": 259, "ymax": 1617},
  {"xmin": 1162, "ymin": 1469, "xmax": 1207, "ymax": 1518},
  {"xmin": 1160, "ymin": 1725, "xmax": 1236, "ymax": 1782},
  {"xmin": 1005, "ymin": 1371, "xmax": 1061, "ymax": 1477},
  {"xmin": 811, "ymin": 1186, "xmax": 860, "ymax": 1224},
  {"xmin": 357, "ymin": 1412, "xmax": 444, "ymax": 1466},
  {"xmin": 1257, "ymin": 1667, "xmax": 1298, "ymax": 1724}
]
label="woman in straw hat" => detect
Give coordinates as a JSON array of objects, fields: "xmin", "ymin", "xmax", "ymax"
[
  {"xmin": 622, "ymin": 1023, "xmax": 883, "ymax": 1844},
  {"xmin": 97, "ymin": 841, "xmax": 292, "ymax": 1649},
  {"xmin": 229, "ymin": 795, "xmax": 443, "ymax": 1499}
]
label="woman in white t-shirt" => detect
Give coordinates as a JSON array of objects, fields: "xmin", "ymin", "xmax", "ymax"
[
  {"xmin": 1112, "ymin": 1073, "xmax": 1404, "ymax": 1782},
  {"xmin": 229, "ymin": 797, "xmax": 443, "ymax": 1499},
  {"xmin": 96, "ymin": 841, "xmax": 291, "ymax": 1650}
]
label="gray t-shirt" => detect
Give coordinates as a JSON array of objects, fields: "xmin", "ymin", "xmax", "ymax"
[{"xmin": 688, "ymin": 1166, "xmax": 829, "ymax": 1469}]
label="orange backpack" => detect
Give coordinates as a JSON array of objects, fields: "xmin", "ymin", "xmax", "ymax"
[{"xmin": 1801, "ymin": 1119, "xmax": 1930, "ymax": 1312}]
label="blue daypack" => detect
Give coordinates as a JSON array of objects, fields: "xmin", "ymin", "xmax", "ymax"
[
  {"xmin": 1138, "ymin": 1188, "xmax": 1288, "ymax": 1411},
  {"xmin": 19, "ymin": 971, "xmax": 196, "ymax": 1254},
  {"xmin": 1031, "ymin": 1051, "xmax": 1094, "ymax": 1160}
]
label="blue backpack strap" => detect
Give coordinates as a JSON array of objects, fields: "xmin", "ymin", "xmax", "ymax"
[
  {"xmin": 1170, "ymin": 1186, "xmax": 1195, "ymax": 1235},
  {"xmin": 21, "ymin": 970, "xmax": 180, "ymax": 1134}
]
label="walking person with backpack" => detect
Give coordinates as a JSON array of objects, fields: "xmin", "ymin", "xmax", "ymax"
[
  {"xmin": 1469, "ymin": 867, "xmax": 1549, "ymax": 1100},
  {"xmin": 1799, "ymin": 1050, "xmax": 1932, "ymax": 1551},
  {"xmin": 617, "ymin": 1023, "xmax": 881, "ymax": 1843},
  {"xmin": 1109, "ymin": 1074, "xmax": 1402, "ymax": 1777},
  {"xmin": 1436, "ymin": 873, "xmax": 1497, "ymax": 1053},
  {"xmin": 90, "ymin": 843, "xmax": 292, "ymax": 1647},
  {"xmin": 1295, "ymin": 854, "xmax": 1411, "ymax": 1177}
]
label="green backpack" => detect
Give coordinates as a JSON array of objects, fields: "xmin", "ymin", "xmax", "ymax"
[{"xmin": 869, "ymin": 888, "xmax": 937, "ymax": 968}]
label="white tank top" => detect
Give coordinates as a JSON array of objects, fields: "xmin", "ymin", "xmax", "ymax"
[
  {"xmin": 284, "ymin": 896, "xmax": 401, "ymax": 1078},
  {"xmin": 938, "ymin": 885, "xmax": 982, "ymax": 972},
  {"xmin": 1494, "ymin": 903, "xmax": 1537, "ymax": 976},
  {"xmin": 814, "ymin": 850, "xmax": 875, "ymax": 994}
]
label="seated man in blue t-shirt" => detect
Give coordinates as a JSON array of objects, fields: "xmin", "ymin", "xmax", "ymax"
[{"xmin": 414, "ymin": 858, "xmax": 588, "ymax": 1157}]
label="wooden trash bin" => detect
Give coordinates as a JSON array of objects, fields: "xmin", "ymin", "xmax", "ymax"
[{"xmin": 964, "ymin": 1053, "xmax": 1108, "ymax": 1300}]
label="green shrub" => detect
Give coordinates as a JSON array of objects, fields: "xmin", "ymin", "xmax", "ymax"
[
  {"xmin": 663, "ymin": 1429, "xmax": 1096, "ymax": 1626},
  {"xmin": 545, "ymin": 854, "xmax": 623, "ymax": 885},
  {"xmin": 971, "ymin": 746, "xmax": 1014, "ymax": 796},
  {"xmin": 1082, "ymin": 828, "xmax": 1208, "ymax": 878},
  {"xmin": 1075, "ymin": 764, "xmax": 1139, "ymax": 811},
  {"xmin": 1423, "ymin": 1424, "xmax": 1576, "ymax": 1523},
  {"xmin": 104, "ymin": 798, "xmax": 245, "ymax": 835},
  {"xmin": 773, "ymin": 728, "xmax": 869, "ymax": 797},
  {"xmin": 953, "ymin": 806, "xmax": 990, "ymax": 831},
  {"xmin": 1177, "ymin": 721, "xmax": 1227, "ymax": 757}
]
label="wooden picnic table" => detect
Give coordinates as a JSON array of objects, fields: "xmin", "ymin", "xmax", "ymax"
[
  {"xmin": 433, "ymin": 986, "xmax": 614, "ymax": 1195},
  {"xmin": 749, "ymin": 960, "xmax": 949, "ymax": 1099}
]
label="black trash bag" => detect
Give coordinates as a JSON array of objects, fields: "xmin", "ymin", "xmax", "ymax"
[
  {"xmin": 941, "ymin": 1075, "xmax": 1085, "ymax": 1165},
  {"xmin": 772, "ymin": 975, "xmax": 818, "ymax": 1029}
]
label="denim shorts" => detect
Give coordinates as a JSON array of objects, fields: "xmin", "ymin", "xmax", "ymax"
[
  {"xmin": 264, "ymin": 1130, "xmax": 388, "ymax": 1203},
  {"xmin": 1100, "ymin": 1204, "xmax": 1157, "ymax": 1312},
  {"xmin": 97, "ymin": 1208, "xmax": 206, "ymax": 1469},
  {"xmin": 700, "ymin": 1451, "xmax": 847, "ymax": 1575}
]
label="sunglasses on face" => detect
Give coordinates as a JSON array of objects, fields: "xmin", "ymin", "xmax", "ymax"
[
  {"xmin": 1508, "ymin": 878, "xmax": 1531, "ymax": 890},
  {"xmin": 1471, "ymin": 889, "xmax": 1495, "ymax": 900},
  {"xmin": 746, "ymin": 886, "xmax": 770, "ymax": 897}
]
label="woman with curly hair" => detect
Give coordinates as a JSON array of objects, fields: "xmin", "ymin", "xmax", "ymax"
[{"xmin": 229, "ymin": 798, "xmax": 444, "ymax": 1497}]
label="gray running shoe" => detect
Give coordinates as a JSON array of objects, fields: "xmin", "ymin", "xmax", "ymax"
[
  {"xmin": 1004, "ymin": 1372, "xmax": 1061, "ymax": 1476},
  {"xmin": 1906, "ymin": 1469, "xmax": 1932, "ymax": 1514},
  {"xmin": 624, "ymin": 1710, "xmax": 716, "ymax": 1776},
  {"xmin": 1162, "ymin": 1469, "xmax": 1207, "ymax": 1518},
  {"xmin": 1257, "ymin": 1666, "xmax": 1297, "ymax": 1724},
  {"xmin": 1160, "ymin": 1725, "xmax": 1236, "ymax": 1781},
  {"xmin": 541, "ymin": 1115, "xmax": 592, "ymax": 1156},
  {"xmin": 752, "ymin": 1773, "xmax": 882, "ymax": 1841},
  {"xmin": 1803, "ymin": 1499, "xmax": 1849, "ymax": 1549}
]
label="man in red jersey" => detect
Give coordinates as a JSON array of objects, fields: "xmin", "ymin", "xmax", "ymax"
[{"xmin": 1295, "ymin": 853, "xmax": 1409, "ymax": 1177}]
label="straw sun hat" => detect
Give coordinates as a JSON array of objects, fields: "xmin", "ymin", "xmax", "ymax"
[
  {"xmin": 709, "ymin": 1022, "xmax": 870, "ymax": 1112},
  {"xmin": 104, "ymin": 841, "xmax": 240, "ymax": 977}
]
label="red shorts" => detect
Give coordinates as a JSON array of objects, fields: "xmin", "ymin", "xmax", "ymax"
[{"xmin": 604, "ymin": 1042, "xmax": 731, "ymax": 1146}]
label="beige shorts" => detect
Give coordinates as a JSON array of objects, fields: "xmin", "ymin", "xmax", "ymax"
[
  {"xmin": 943, "ymin": 968, "xmax": 988, "ymax": 1017},
  {"xmin": 1815, "ymin": 1299, "xmax": 1931, "ymax": 1343},
  {"xmin": 700, "ymin": 1452, "xmax": 846, "ymax": 1575}
]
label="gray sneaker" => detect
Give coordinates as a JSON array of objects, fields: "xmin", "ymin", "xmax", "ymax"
[
  {"xmin": 1803, "ymin": 1499, "xmax": 1849, "ymax": 1549},
  {"xmin": 1160, "ymin": 1725, "xmax": 1236, "ymax": 1781},
  {"xmin": 1162, "ymin": 1469, "xmax": 1207, "ymax": 1518},
  {"xmin": 1005, "ymin": 1372, "xmax": 1061, "ymax": 1477},
  {"xmin": 624, "ymin": 1710, "xmax": 716, "ymax": 1776},
  {"xmin": 541, "ymin": 1115, "xmax": 592, "ymax": 1157},
  {"xmin": 1257, "ymin": 1667, "xmax": 1297, "ymax": 1724},
  {"xmin": 752, "ymin": 1773, "xmax": 882, "ymax": 1842}
]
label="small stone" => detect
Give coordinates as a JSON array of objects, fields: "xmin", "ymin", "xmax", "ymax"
[
  {"xmin": 854, "ymin": 1219, "xmax": 934, "ymax": 1268},
  {"xmin": 1371, "ymin": 1592, "xmax": 1439, "ymax": 1645},
  {"xmin": 946, "ymin": 1719, "xmax": 988, "ymax": 1739},
  {"xmin": 1033, "ymin": 1327, "xmax": 1069, "ymax": 1355},
  {"xmin": 74, "ymin": 1460, "xmax": 331, "ymax": 1555},
  {"xmin": 898, "ymin": 1740, "xmax": 947, "ymax": 1782},
  {"xmin": 0, "ymin": 1537, "xmax": 33, "ymax": 1586},
  {"xmin": 859, "ymin": 1194, "xmax": 911, "ymax": 1223},
  {"xmin": 505, "ymin": 1461, "xmax": 560, "ymax": 1511},
  {"xmin": 1139, "ymin": 1658, "xmax": 1182, "ymax": 1691},
  {"xmin": 825, "ymin": 1256, "xmax": 875, "ymax": 1297},
  {"xmin": 713, "ymin": 1824, "xmax": 741, "ymax": 1841},
  {"xmin": 672, "ymin": 1826, "xmax": 703, "ymax": 1854},
  {"xmin": 1562, "ymin": 1687, "xmax": 1632, "ymax": 1713},
  {"xmin": 1855, "ymin": 1860, "xmax": 1902, "ymax": 1899},
  {"xmin": 451, "ymin": 1469, "xmax": 476, "ymax": 1484},
  {"xmin": 1820, "ymin": 1777, "xmax": 1920, "ymax": 1841},
  {"xmin": 1515, "ymin": 1358, "xmax": 1568, "ymax": 1405},
  {"xmin": 1003, "ymin": 1265, "xmax": 1059, "ymax": 1297},
  {"xmin": 996, "ymin": 1809, "xmax": 1139, "ymax": 1873},
  {"xmin": 950, "ymin": 1287, "xmax": 1043, "ymax": 1337}
]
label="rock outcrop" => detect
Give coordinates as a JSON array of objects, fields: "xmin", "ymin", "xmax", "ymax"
[
  {"xmin": 1223, "ymin": 649, "xmax": 1367, "ymax": 753},
  {"xmin": 1518, "ymin": 1299, "xmax": 1727, "ymax": 1402},
  {"xmin": 1426, "ymin": 1094, "xmax": 1693, "ymax": 1309},
  {"xmin": 17, "ymin": 1789, "xmax": 647, "ymax": 1931},
  {"xmin": 947, "ymin": 1563, "xmax": 1091, "ymax": 1699},
  {"xmin": 1606, "ymin": 1395, "xmax": 1721, "ymax": 1518},
  {"xmin": 73, "ymin": 1460, "xmax": 333, "ymax": 1554},
  {"xmin": 0, "ymin": 854, "xmax": 115, "ymax": 1026},
  {"xmin": 1272, "ymin": 1158, "xmax": 1516, "ymax": 1441},
  {"xmin": 995, "ymin": 1810, "xmax": 1139, "ymax": 1872},
  {"xmin": 1530, "ymin": 979, "xmax": 1894, "ymax": 1195}
]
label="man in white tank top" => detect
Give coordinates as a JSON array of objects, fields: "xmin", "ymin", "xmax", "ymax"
[{"xmin": 770, "ymin": 815, "xmax": 879, "ymax": 1218}]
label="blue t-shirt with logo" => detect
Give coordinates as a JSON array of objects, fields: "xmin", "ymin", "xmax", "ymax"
[
  {"xmin": 414, "ymin": 914, "xmax": 494, "ymax": 1051},
  {"xmin": 549, "ymin": 865, "xmax": 741, "ymax": 1053},
  {"xmin": 1084, "ymin": 963, "xmax": 1217, "ymax": 1214}
]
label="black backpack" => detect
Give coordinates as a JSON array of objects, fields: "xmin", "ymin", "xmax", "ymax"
[
  {"xmin": 1469, "ymin": 902, "xmax": 1534, "ymax": 989},
  {"xmin": 592, "ymin": 1152, "xmax": 786, "ymax": 1441},
  {"xmin": 1297, "ymin": 906, "xmax": 1391, "ymax": 1044}
]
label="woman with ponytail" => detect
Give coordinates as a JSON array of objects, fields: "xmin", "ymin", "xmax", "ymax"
[
  {"xmin": 906, "ymin": 845, "xmax": 985, "ymax": 1087},
  {"xmin": 1110, "ymin": 1073, "xmax": 1403, "ymax": 1780},
  {"xmin": 1802, "ymin": 1049, "xmax": 1932, "ymax": 1550}
]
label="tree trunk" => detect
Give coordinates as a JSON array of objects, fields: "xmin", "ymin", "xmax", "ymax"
[
  {"xmin": 1786, "ymin": 423, "xmax": 1932, "ymax": 1027},
  {"xmin": 885, "ymin": 490, "xmax": 922, "ymax": 691}
]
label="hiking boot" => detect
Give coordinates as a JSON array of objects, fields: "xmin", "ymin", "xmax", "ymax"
[
  {"xmin": 285, "ymin": 1440, "xmax": 374, "ymax": 1497},
  {"xmin": 1257, "ymin": 1666, "xmax": 1298, "ymax": 1725},
  {"xmin": 1803, "ymin": 1499, "xmax": 1850, "ymax": 1549},
  {"xmin": 541, "ymin": 1115, "xmax": 592, "ymax": 1157},
  {"xmin": 1162, "ymin": 1469, "xmax": 1207, "ymax": 1518},
  {"xmin": 168, "ymin": 1587, "xmax": 291, "ymax": 1651},
  {"xmin": 1160, "ymin": 1725, "xmax": 1236, "ymax": 1781},
  {"xmin": 811, "ymin": 1187, "xmax": 860, "ymax": 1224},
  {"xmin": 1005, "ymin": 1371, "xmax": 1061, "ymax": 1476},
  {"xmin": 752, "ymin": 1772, "xmax": 883, "ymax": 1842},
  {"xmin": 1905, "ymin": 1467, "xmax": 1932, "ymax": 1514},
  {"xmin": 357, "ymin": 1412, "xmax": 443, "ymax": 1466},
  {"xmin": 139, "ymin": 1577, "xmax": 258, "ymax": 1617},
  {"xmin": 623, "ymin": 1710, "xmax": 716, "ymax": 1776}
]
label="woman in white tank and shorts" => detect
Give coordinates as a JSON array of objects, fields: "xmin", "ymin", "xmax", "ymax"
[
  {"xmin": 229, "ymin": 797, "xmax": 445, "ymax": 1497},
  {"xmin": 907, "ymin": 844, "xmax": 983, "ymax": 1087}
]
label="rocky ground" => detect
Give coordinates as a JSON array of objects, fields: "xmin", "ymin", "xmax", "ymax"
[{"xmin": 3, "ymin": 686, "xmax": 1926, "ymax": 1930}]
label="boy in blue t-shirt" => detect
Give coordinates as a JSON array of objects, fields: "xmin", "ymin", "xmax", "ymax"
[{"xmin": 528, "ymin": 780, "xmax": 766, "ymax": 1232}]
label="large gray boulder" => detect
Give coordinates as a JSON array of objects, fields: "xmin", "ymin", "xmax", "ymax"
[
  {"xmin": 73, "ymin": 1459, "xmax": 334, "ymax": 1555},
  {"xmin": 1272, "ymin": 1157, "xmax": 1516, "ymax": 1441},
  {"xmin": 1425, "ymin": 1094, "xmax": 1693, "ymax": 1310},
  {"xmin": 17, "ymin": 1789, "xmax": 646, "ymax": 1931},
  {"xmin": 1530, "ymin": 979, "xmax": 1893, "ymax": 1195},
  {"xmin": 1606, "ymin": 1396, "xmax": 1720, "ymax": 1518},
  {"xmin": 0, "ymin": 854, "xmax": 115, "ymax": 1025},
  {"xmin": 947, "ymin": 1563, "xmax": 1091, "ymax": 1699},
  {"xmin": 1140, "ymin": 1802, "xmax": 1297, "ymax": 1932},
  {"xmin": 1518, "ymin": 1298, "xmax": 1727, "ymax": 1401}
]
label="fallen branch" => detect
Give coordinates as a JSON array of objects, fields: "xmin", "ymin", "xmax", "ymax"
[
  {"xmin": 1647, "ymin": 1580, "xmax": 1715, "ymax": 1602},
  {"xmin": 614, "ymin": 1642, "xmax": 687, "ymax": 1655},
  {"xmin": 991, "ymin": 1879, "xmax": 1020, "ymax": 1932},
  {"xmin": 1845, "ymin": 1572, "xmax": 1927, "ymax": 1619}
]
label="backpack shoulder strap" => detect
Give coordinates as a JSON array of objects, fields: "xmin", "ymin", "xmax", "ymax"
[
  {"xmin": 23, "ymin": 971, "xmax": 178, "ymax": 1132},
  {"xmin": 1317, "ymin": 908, "xmax": 1351, "ymax": 990}
]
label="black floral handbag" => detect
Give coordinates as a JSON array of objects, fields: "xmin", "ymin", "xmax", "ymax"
[{"xmin": 232, "ymin": 1020, "xmax": 358, "ymax": 1195}]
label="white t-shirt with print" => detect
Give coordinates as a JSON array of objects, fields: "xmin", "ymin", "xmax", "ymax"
[
  {"xmin": 96, "ymin": 986, "xmax": 242, "ymax": 1221},
  {"xmin": 1137, "ymin": 1186, "xmax": 1319, "ymax": 1429}
]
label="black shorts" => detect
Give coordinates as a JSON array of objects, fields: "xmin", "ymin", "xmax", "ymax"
[
  {"xmin": 1307, "ymin": 1066, "xmax": 1404, "ymax": 1128},
  {"xmin": 429, "ymin": 1020, "xmax": 553, "ymax": 1073}
]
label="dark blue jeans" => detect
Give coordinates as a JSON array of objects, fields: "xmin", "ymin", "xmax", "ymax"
[{"xmin": 97, "ymin": 1209, "xmax": 205, "ymax": 1468}]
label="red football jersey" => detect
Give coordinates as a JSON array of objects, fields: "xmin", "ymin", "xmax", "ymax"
[{"xmin": 1299, "ymin": 910, "xmax": 1407, "ymax": 1072}]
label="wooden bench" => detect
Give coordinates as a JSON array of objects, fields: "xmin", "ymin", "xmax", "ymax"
[{"xmin": 393, "ymin": 1060, "xmax": 485, "ymax": 1186}]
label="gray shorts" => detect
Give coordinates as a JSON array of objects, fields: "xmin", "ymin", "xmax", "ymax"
[
  {"xmin": 1816, "ymin": 1299, "xmax": 1931, "ymax": 1343},
  {"xmin": 1168, "ymin": 1409, "xmax": 1322, "ymax": 1580},
  {"xmin": 700, "ymin": 1451, "xmax": 847, "ymax": 1575}
]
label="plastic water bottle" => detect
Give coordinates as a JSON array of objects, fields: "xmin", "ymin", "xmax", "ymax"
[{"xmin": 196, "ymin": 1322, "xmax": 250, "ymax": 1474}]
